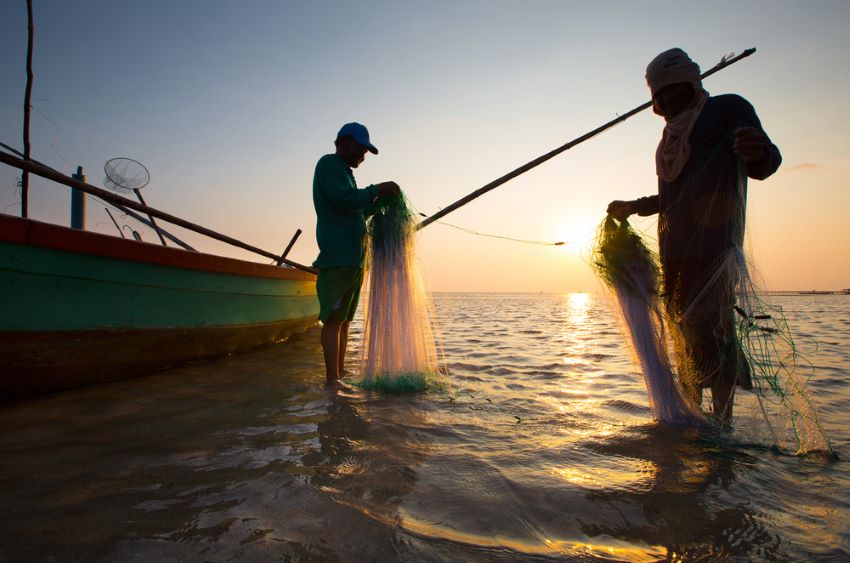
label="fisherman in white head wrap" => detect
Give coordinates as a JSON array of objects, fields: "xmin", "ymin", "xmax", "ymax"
[{"xmin": 607, "ymin": 48, "xmax": 782, "ymax": 422}]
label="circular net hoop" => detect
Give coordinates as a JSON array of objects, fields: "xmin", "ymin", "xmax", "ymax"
[{"xmin": 104, "ymin": 158, "xmax": 150, "ymax": 194}]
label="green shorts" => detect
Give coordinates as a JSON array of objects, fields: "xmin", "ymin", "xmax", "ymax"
[{"xmin": 316, "ymin": 266, "xmax": 364, "ymax": 323}]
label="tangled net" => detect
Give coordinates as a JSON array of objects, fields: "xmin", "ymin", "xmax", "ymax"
[
  {"xmin": 732, "ymin": 260, "xmax": 834, "ymax": 456},
  {"xmin": 356, "ymin": 193, "xmax": 443, "ymax": 393}
]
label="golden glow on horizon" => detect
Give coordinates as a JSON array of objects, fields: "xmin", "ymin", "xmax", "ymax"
[{"xmin": 2, "ymin": 3, "xmax": 848, "ymax": 293}]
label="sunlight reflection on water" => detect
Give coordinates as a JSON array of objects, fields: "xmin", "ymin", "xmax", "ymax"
[{"xmin": 0, "ymin": 293, "xmax": 847, "ymax": 561}]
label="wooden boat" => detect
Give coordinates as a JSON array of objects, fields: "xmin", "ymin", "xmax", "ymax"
[
  {"xmin": 1, "ymin": 16, "xmax": 319, "ymax": 400},
  {"xmin": 0, "ymin": 213, "xmax": 318, "ymax": 399}
]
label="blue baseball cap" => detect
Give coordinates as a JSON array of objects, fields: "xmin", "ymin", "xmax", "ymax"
[{"xmin": 336, "ymin": 122, "xmax": 378, "ymax": 154}]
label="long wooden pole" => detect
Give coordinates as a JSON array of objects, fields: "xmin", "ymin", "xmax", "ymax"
[
  {"xmin": 103, "ymin": 200, "xmax": 195, "ymax": 250},
  {"xmin": 133, "ymin": 188, "xmax": 168, "ymax": 247},
  {"xmin": 21, "ymin": 0, "xmax": 34, "ymax": 218},
  {"xmin": 418, "ymin": 48, "xmax": 756, "ymax": 230},
  {"xmin": 0, "ymin": 150, "xmax": 317, "ymax": 274},
  {"xmin": 103, "ymin": 207, "xmax": 125, "ymax": 238},
  {"xmin": 276, "ymin": 229, "xmax": 302, "ymax": 266}
]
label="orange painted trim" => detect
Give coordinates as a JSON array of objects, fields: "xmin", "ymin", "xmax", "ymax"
[{"xmin": 0, "ymin": 214, "xmax": 315, "ymax": 282}]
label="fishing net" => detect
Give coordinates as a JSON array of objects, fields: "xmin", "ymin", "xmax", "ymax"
[
  {"xmin": 593, "ymin": 216, "xmax": 710, "ymax": 428},
  {"xmin": 356, "ymin": 193, "xmax": 443, "ymax": 393},
  {"xmin": 595, "ymin": 134, "xmax": 833, "ymax": 455}
]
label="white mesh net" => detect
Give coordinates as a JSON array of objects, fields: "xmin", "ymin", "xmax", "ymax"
[
  {"xmin": 594, "ymin": 216, "xmax": 710, "ymax": 428},
  {"xmin": 357, "ymin": 194, "xmax": 443, "ymax": 392}
]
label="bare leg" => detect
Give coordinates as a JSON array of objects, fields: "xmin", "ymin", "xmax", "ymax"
[
  {"xmin": 669, "ymin": 257, "xmax": 742, "ymax": 424},
  {"xmin": 676, "ymin": 319, "xmax": 706, "ymax": 410},
  {"xmin": 321, "ymin": 320, "xmax": 343, "ymax": 384},
  {"xmin": 338, "ymin": 320, "xmax": 351, "ymax": 378},
  {"xmin": 711, "ymin": 372, "xmax": 735, "ymax": 424},
  {"xmin": 677, "ymin": 346, "xmax": 703, "ymax": 408},
  {"xmin": 711, "ymin": 330, "xmax": 743, "ymax": 424}
]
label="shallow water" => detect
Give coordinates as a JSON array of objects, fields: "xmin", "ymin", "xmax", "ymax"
[{"xmin": 0, "ymin": 293, "xmax": 847, "ymax": 561}]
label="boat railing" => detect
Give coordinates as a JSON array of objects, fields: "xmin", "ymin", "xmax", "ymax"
[{"xmin": 0, "ymin": 149, "xmax": 317, "ymax": 274}]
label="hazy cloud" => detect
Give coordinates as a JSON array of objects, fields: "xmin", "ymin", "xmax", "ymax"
[{"xmin": 786, "ymin": 162, "xmax": 820, "ymax": 172}]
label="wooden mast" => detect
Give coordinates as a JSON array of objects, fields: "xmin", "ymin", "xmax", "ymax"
[{"xmin": 21, "ymin": 0, "xmax": 34, "ymax": 218}]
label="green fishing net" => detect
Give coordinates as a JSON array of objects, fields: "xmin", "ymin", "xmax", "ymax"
[
  {"xmin": 593, "ymin": 215, "xmax": 710, "ymax": 428},
  {"xmin": 355, "ymin": 192, "xmax": 445, "ymax": 393},
  {"xmin": 593, "ymin": 215, "xmax": 661, "ymax": 296}
]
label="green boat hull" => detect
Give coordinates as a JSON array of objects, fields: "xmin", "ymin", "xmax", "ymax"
[{"xmin": 0, "ymin": 215, "xmax": 319, "ymax": 399}]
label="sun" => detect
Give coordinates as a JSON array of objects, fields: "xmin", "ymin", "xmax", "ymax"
[{"xmin": 557, "ymin": 219, "xmax": 598, "ymax": 257}]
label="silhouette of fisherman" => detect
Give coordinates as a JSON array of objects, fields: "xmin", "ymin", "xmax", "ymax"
[
  {"xmin": 607, "ymin": 48, "xmax": 782, "ymax": 421},
  {"xmin": 312, "ymin": 122, "xmax": 400, "ymax": 384}
]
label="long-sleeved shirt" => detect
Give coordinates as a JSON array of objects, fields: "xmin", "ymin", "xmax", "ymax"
[
  {"xmin": 632, "ymin": 94, "xmax": 782, "ymax": 262},
  {"xmin": 312, "ymin": 154, "xmax": 378, "ymax": 268}
]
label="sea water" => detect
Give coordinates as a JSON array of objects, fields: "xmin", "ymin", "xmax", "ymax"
[{"xmin": 0, "ymin": 293, "xmax": 847, "ymax": 561}]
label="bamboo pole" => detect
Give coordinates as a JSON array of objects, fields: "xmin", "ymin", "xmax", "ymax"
[
  {"xmin": 132, "ymin": 188, "xmax": 168, "ymax": 247},
  {"xmin": 103, "ymin": 200, "xmax": 196, "ymax": 250},
  {"xmin": 104, "ymin": 207, "xmax": 125, "ymax": 238},
  {"xmin": 276, "ymin": 229, "xmax": 302, "ymax": 265},
  {"xmin": 21, "ymin": 0, "xmax": 34, "ymax": 218},
  {"xmin": 418, "ymin": 48, "xmax": 756, "ymax": 230},
  {"xmin": 0, "ymin": 150, "xmax": 318, "ymax": 274}
]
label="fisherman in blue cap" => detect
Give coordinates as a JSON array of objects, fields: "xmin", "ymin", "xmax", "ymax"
[{"xmin": 312, "ymin": 122, "xmax": 400, "ymax": 384}]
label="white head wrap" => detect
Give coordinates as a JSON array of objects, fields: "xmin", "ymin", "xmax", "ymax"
[
  {"xmin": 646, "ymin": 48, "xmax": 702, "ymax": 96},
  {"xmin": 646, "ymin": 48, "xmax": 709, "ymax": 181}
]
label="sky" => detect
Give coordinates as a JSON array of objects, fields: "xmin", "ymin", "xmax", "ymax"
[{"xmin": 2, "ymin": 0, "xmax": 849, "ymax": 293}]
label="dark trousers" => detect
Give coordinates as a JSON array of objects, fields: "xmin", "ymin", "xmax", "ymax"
[{"xmin": 663, "ymin": 257, "xmax": 752, "ymax": 419}]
